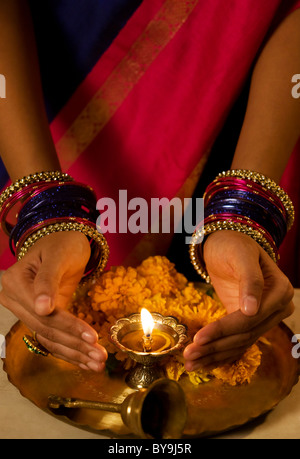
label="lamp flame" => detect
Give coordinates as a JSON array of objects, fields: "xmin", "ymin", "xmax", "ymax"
[{"xmin": 141, "ymin": 308, "xmax": 154, "ymax": 336}]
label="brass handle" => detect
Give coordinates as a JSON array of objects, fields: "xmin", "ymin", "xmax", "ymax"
[{"xmin": 48, "ymin": 395, "xmax": 121, "ymax": 413}]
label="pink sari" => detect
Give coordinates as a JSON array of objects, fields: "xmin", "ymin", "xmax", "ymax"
[{"xmin": 1, "ymin": 0, "xmax": 300, "ymax": 284}]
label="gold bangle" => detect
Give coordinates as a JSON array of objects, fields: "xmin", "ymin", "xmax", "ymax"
[
  {"xmin": 189, "ymin": 229, "xmax": 211, "ymax": 284},
  {"xmin": 17, "ymin": 220, "xmax": 109, "ymax": 285},
  {"xmin": 189, "ymin": 220, "xmax": 278, "ymax": 283},
  {"xmin": 216, "ymin": 169, "xmax": 295, "ymax": 230},
  {"xmin": 0, "ymin": 171, "xmax": 73, "ymax": 213}
]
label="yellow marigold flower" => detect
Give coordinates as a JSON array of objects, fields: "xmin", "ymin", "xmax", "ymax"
[
  {"xmin": 89, "ymin": 265, "xmax": 152, "ymax": 316},
  {"xmin": 187, "ymin": 371, "xmax": 211, "ymax": 385},
  {"xmin": 137, "ymin": 256, "xmax": 188, "ymax": 296},
  {"xmin": 165, "ymin": 357, "xmax": 186, "ymax": 381},
  {"xmin": 141, "ymin": 293, "xmax": 167, "ymax": 315},
  {"xmin": 211, "ymin": 343, "xmax": 262, "ymax": 385}
]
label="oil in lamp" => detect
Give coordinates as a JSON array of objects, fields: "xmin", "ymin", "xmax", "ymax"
[{"xmin": 109, "ymin": 308, "xmax": 187, "ymax": 389}]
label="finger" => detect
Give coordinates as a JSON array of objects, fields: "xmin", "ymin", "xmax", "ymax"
[
  {"xmin": 235, "ymin": 241, "xmax": 264, "ymax": 316},
  {"xmin": 1, "ymin": 262, "xmax": 37, "ymax": 313},
  {"xmin": 54, "ymin": 355, "xmax": 105, "ymax": 372},
  {"xmin": 31, "ymin": 232, "xmax": 89, "ymax": 316},
  {"xmin": 50, "ymin": 348, "xmax": 106, "ymax": 372},
  {"xmin": 205, "ymin": 231, "xmax": 264, "ymax": 315},
  {"xmin": 2, "ymin": 263, "xmax": 103, "ymax": 363},
  {"xmin": 33, "ymin": 254, "xmax": 71, "ymax": 316},
  {"xmin": 184, "ymin": 299, "xmax": 294, "ymax": 368},
  {"xmin": 35, "ymin": 326, "xmax": 107, "ymax": 361},
  {"xmin": 36, "ymin": 332, "xmax": 107, "ymax": 371},
  {"xmin": 191, "ymin": 309, "xmax": 261, "ymax": 347},
  {"xmin": 36, "ymin": 325, "xmax": 106, "ymax": 371},
  {"xmin": 185, "ymin": 345, "xmax": 248, "ymax": 372},
  {"xmin": 19, "ymin": 303, "xmax": 107, "ymax": 369},
  {"xmin": 6, "ymin": 293, "xmax": 104, "ymax": 365},
  {"xmin": 184, "ymin": 330, "xmax": 255, "ymax": 361},
  {"xmin": 192, "ymin": 272, "xmax": 293, "ymax": 348},
  {"xmin": 37, "ymin": 307, "xmax": 100, "ymax": 341}
]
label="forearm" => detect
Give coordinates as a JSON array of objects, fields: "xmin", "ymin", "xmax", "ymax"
[
  {"xmin": 0, "ymin": 0, "xmax": 60, "ymax": 181},
  {"xmin": 231, "ymin": 9, "xmax": 300, "ymax": 183}
]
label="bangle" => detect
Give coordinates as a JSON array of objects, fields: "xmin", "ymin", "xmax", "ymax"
[
  {"xmin": 204, "ymin": 178, "xmax": 287, "ymax": 217},
  {"xmin": 204, "ymin": 213, "xmax": 278, "ymax": 256},
  {"xmin": 0, "ymin": 171, "xmax": 73, "ymax": 213},
  {"xmin": 17, "ymin": 218, "xmax": 109, "ymax": 286},
  {"xmin": 11, "ymin": 181, "xmax": 98, "ymax": 243},
  {"xmin": 0, "ymin": 171, "xmax": 109, "ymax": 286},
  {"xmin": 215, "ymin": 170, "xmax": 295, "ymax": 229},
  {"xmin": 189, "ymin": 229, "xmax": 211, "ymax": 284},
  {"xmin": 0, "ymin": 173, "xmax": 74, "ymax": 236},
  {"xmin": 189, "ymin": 169, "xmax": 294, "ymax": 283},
  {"xmin": 9, "ymin": 205, "xmax": 96, "ymax": 256},
  {"xmin": 204, "ymin": 197, "xmax": 286, "ymax": 248}
]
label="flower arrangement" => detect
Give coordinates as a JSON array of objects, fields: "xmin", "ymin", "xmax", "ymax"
[{"xmin": 70, "ymin": 256, "xmax": 262, "ymax": 386}]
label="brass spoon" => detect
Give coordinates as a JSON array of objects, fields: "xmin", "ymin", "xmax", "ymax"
[{"xmin": 48, "ymin": 378, "xmax": 187, "ymax": 439}]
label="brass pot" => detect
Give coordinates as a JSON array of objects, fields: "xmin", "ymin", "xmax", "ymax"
[{"xmin": 48, "ymin": 378, "xmax": 187, "ymax": 439}]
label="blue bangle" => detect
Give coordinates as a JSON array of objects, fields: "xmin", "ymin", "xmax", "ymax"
[
  {"xmin": 9, "ymin": 183, "xmax": 99, "ymax": 255},
  {"xmin": 204, "ymin": 195, "xmax": 287, "ymax": 247}
]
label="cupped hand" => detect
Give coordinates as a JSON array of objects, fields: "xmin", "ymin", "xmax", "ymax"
[
  {"xmin": 0, "ymin": 231, "xmax": 107, "ymax": 371},
  {"xmin": 184, "ymin": 230, "xmax": 294, "ymax": 372}
]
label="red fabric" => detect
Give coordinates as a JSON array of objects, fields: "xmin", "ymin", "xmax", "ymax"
[
  {"xmin": 276, "ymin": 2, "xmax": 300, "ymax": 286},
  {"xmin": 279, "ymin": 141, "xmax": 300, "ymax": 286},
  {"xmin": 0, "ymin": 0, "xmax": 299, "ymax": 284},
  {"xmin": 52, "ymin": 0, "xmax": 299, "ymax": 267}
]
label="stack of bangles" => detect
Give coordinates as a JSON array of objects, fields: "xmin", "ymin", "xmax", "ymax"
[
  {"xmin": 189, "ymin": 169, "xmax": 295, "ymax": 284},
  {"xmin": 0, "ymin": 170, "xmax": 109, "ymax": 286}
]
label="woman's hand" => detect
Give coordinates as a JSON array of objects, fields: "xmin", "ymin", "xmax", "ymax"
[
  {"xmin": 0, "ymin": 231, "xmax": 107, "ymax": 371},
  {"xmin": 183, "ymin": 230, "xmax": 294, "ymax": 372}
]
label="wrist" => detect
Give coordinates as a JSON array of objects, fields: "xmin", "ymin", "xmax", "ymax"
[{"xmin": 189, "ymin": 169, "xmax": 294, "ymax": 283}]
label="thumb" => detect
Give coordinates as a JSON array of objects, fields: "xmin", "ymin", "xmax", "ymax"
[
  {"xmin": 33, "ymin": 261, "xmax": 63, "ymax": 316},
  {"xmin": 238, "ymin": 256, "xmax": 264, "ymax": 317}
]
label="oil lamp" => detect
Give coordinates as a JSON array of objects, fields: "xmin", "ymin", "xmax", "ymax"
[{"xmin": 109, "ymin": 309, "xmax": 187, "ymax": 389}]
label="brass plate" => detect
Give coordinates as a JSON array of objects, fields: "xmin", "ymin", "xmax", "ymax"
[{"xmin": 3, "ymin": 320, "xmax": 300, "ymax": 438}]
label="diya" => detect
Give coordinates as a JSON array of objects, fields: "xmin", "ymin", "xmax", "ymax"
[{"xmin": 109, "ymin": 308, "xmax": 187, "ymax": 389}]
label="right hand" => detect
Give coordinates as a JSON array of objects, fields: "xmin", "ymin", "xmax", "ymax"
[
  {"xmin": 183, "ymin": 230, "xmax": 294, "ymax": 372},
  {"xmin": 0, "ymin": 231, "xmax": 108, "ymax": 371}
]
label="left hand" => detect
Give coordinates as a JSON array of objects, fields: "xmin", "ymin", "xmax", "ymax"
[
  {"xmin": 183, "ymin": 230, "xmax": 294, "ymax": 372},
  {"xmin": 0, "ymin": 231, "xmax": 108, "ymax": 371}
]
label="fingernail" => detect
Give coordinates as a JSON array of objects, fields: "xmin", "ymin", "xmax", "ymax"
[
  {"xmin": 79, "ymin": 363, "xmax": 90, "ymax": 371},
  {"xmin": 184, "ymin": 361, "xmax": 194, "ymax": 372},
  {"xmin": 35, "ymin": 295, "xmax": 52, "ymax": 315},
  {"xmin": 87, "ymin": 361, "xmax": 104, "ymax": 372},
  {"xmin": 82, "ymin": 331, "xmax": 97, "ymax": 343},
  {"xmin": 186, "ymin": 361, "xmax": 202, "ymax": 372},
  {"xmin": 88, "ymin": 350, "xmax": 105, "ymax": 362},
  {"xmin": 243, "ymin": 295, "xmax": 258, "ymax": 316}
]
